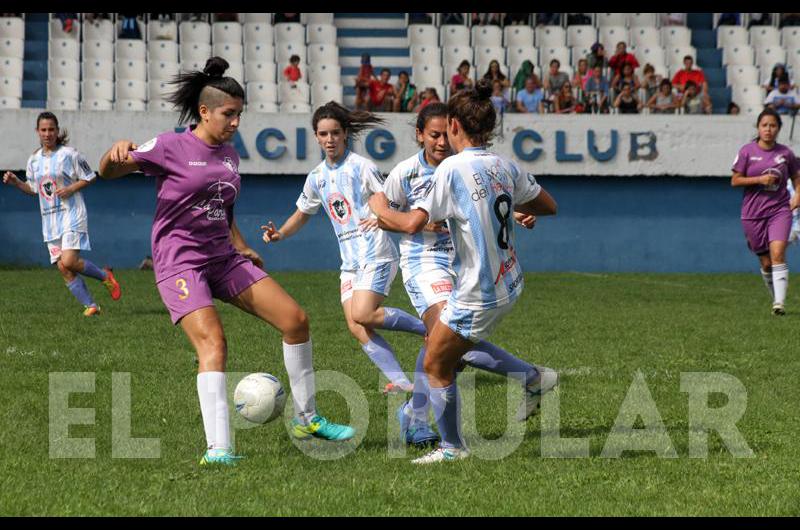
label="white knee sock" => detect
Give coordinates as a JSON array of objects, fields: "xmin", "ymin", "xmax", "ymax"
[
  {"xmin": 761, "ymin": 268, "xmax": 774, "ymax": 298},
  {"xmin": 196, "ymin": 371, "xmax": 231, "ymax": 451},
  {"xmin": 772, "ymin": 264, "xmax": 789, "ymax": 305},
  {"xmin": 283, "ymin": 340, "xmax": 317, "ymax": 424}
]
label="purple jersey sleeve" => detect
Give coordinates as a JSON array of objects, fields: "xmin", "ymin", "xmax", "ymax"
[
  {"xmin": 130, "ymin": 135, "xmax": 167, "ymax": 177},
  {"xmin": 732, "ymin": 145, "xmax": 749, "ymax": 174}
]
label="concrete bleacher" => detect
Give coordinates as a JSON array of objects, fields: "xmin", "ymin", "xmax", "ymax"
[{"xmin": 1, "ymin": 13, "xmax": 794, "ymax": 115}]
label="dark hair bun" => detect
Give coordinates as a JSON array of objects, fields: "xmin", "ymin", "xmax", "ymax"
[
  {"xmin": 204, "ymin": 56, "xmax": 229, "ymax": 78},
  {"xmin": 475, "ymin": 79, "xmax": 493, "ymax": 101}
]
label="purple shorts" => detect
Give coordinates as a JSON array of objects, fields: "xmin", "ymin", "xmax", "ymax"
[
  {"xmin": 741, "ymin": 209, "xmax": 793, "ymax": 255},
  {"xmin": 156, "ymin": 253, "xmax": 268, "ymax": 324}
]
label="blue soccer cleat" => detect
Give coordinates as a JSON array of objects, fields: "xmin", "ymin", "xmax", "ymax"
[
  {"xmin": 397, "ymin": 400, "xmax": 440, "ymax": 447},
  {"xmin": 199, "ymin": 447, "xmax": 243, "ymax": 466},
  {"xmin": 291, "ymin": 414, "xmax": 355, "ymax": 441}
]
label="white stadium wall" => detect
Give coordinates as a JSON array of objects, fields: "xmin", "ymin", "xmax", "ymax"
[{"xmin": 1, "ymin": 110, "xmax": 792, "ymax": 176}]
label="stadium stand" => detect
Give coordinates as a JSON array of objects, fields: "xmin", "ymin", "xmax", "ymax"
[{"xmin": 1, "ymin": 13, "xmax": 792, "ymax": 115}]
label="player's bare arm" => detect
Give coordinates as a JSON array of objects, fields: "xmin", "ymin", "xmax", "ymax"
[
  {"xmin": 55, "ymin": 177, "xmax": 92, "ymax": 200},
  {"xmin": 2, "ymin": 171, "xmax": 36, "ymax": 196},
  {"xmin": 262, "ymin": 209, "xmax": 311, "ymax": 244},
  {"xmin": 515, "ymin": 187, "xmax": 558, "ymax": 217},
  {"xmin": 98, "ymin": 140, "xmax": 141, "ymax": 179},
  {"xmin": 230, "ymin": 218, "xmax": 263, "ymax": 269},
  {"xmin": 731, "ymin": 171, "xmax": 777, "ymax": 188},
  {"xmin": 368, "ymin": 191, "xmax": 428, "ymax": 234}
]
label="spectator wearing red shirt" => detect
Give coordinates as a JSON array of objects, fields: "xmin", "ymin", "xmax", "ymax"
[
  {"xmin": 608, "ymin": 42, "xmax": 639, "ymax": 77},
  {"xmin": 671, "ymin": 55, "xmax": 713, "ymax": 111},
  {"xmin": 283, "ymin": 55, "xmax": 302, "ymax": 85},
  {"xmin": 369, "ymin": 68, "xmax": 395, "ymax": 111}
]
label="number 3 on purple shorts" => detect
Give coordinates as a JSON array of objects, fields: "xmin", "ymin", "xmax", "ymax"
[{"xmin": 176, "ymin": 278, "xmax": 190, "ymax": 300}]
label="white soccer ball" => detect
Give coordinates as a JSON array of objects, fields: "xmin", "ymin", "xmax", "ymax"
[{"xmin": 234, "ymin": 373, "xmax": 287, "ymax": 424}]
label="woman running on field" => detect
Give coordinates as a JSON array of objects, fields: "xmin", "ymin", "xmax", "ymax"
[
  {"xmin": 2, "ymin": 112, "xmax": 121, "ymax": 316},
  {"xmin": 732, "ymin": 107, "xmax": 800, "ymax": 315},
  {"xmin": 367, "ymin": 102, "xmax": 557, "ymax": 449},
  {"xmin": 368, "ymin": 80, "xmax": 559, "ymax": 464},
  {"xmin": 262, "ymin": 102, "xmax": 428, "ymax": 396},
  {"xmin": 98, "ymin": 57, "xmax": 354, "ymax": 467}
]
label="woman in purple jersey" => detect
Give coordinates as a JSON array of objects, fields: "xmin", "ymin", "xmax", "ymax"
[
  {"xmin": 97, "ymin": 57, "xmax": 354, "ymax": 466},
  {"xmin": 732, "ymin": 107, "xmax": 800, "ymax": 315}
]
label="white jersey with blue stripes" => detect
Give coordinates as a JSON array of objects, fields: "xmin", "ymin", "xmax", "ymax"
[
  {"xmin": 384, "ymin": 150, "xmax": 454, "ymax": 281},
  {"xmin": 414, "ymin": 147, "xmax": 542, "ymax": 310},
  {"xmin": 297, "ymin": 150, "xmax": 398, "ymax": 270},
  {"xmin": 25, "ymin": 145, "xmax": 96, "ymax": 242}
]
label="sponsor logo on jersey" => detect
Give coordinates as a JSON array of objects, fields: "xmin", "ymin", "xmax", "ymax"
[
  {"xmin": 188, "ymin": 161, "xmax": 207, "ymax": 166},
  {"xmin": 340, "ymin": 280, "xmax": 352, "ymax": 294},
  {"xmin": 39, "ymin": 176, "xmax": 57, "ymax": 203},
  {"xmin": 495, "ymin": 247, "xmax": 518, "ymax": 285},
  {"xmin": 328, "ymin": 192, "xmax": 352, "ymax": 224},
  {"xmin": 192, "ymin": 180, "xmax": 239, "ymax": 221},
  {"xmin": 136, "ymin": 137, "xmax": 158, "ymax": 153},
  {"xmin": 526, "ymin": 173, "xmax": 538, "ymax": 187},
  {"xmin": 431, "ymin": 280, "xmax": 453, "ymax": 294},
  {"xmin": 222, "ymin": 156, "xmax": 238, "ymax": 174}
]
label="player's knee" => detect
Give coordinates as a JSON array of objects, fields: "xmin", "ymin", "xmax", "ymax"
[
  {"xmin": 60, "ymin": 254, "xmax": 78, "ymax": 271},
  {"xmin": 423, "ymin": 354, "xmax": 445, "ymax": 379},
  {"xmin": 283, "ymin": 308, "xmax": 309, "ymax": 341},
  {"xmin": 351, "ymin": 306, "xmax": 379, "ymax": 329}
]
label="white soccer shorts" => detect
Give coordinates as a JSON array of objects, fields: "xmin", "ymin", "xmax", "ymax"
[
  {"xmin": 339, "ymin": 261, "xmax": 398, "ymax": 303},
  {"xmin": 403, "ymin": 268, "xmax": 456, "ymax": 317},
  {"xmin": 439, "ymin": 299, "xmax": 516, "ymax": 343},
  {"xmin": 46, "ymin": 231, "xmax": 91, "ymax": 264}
]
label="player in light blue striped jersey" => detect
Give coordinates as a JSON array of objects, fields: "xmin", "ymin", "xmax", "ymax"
[
  {"xmin": 369, "ymin": 81, "xmax": 559, "ymax": 463},
  {"xmin": 262, "ymin": 102, "xmax": 425, "ymax": 394},
  {"xmin": 366, "ymin": 102, "xmax": 557, "ymax": 448},
  {"xmin": 3, "ymin": 112, "xmax": 121, "ymax": 316}
]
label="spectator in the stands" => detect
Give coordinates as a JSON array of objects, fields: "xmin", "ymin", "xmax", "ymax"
[
  {"xmin": 536, "ymin": 13, "xmax": 560, "ymax": 26},
  {"xmin": 608, "ymin": 42, "xmax": 639, "ymax": 78},
  {"xmin": 583, "ymin": 65, "xmax": 610, "ymax": 113},
  {"xmin": 413, "ymin": 87, "xmax": 440, "ymax": 112},
  {"xmin": 587, "ymin": 42, "xmax": 608, "ymax": 71},
  {"xmin": 573, "ymin": 58, "xmax": 589, "ymax": 91},
  {"xmin": 671, "ymin": 55, "xmax": 709, "ymax": 97},
  {"xmin": 681, "ymin": 81, "xmax": 711, "ymax": 114},
  {"xmin": 55, "ymin": 13, "xmax": 78, "ymax": 33},
  {"xmin": 614, "ymin": 81, "xmax": 641, "ymax": 114},
  {"xmin": 515, "ymin": 76, "xmax": 544, "ymax": 114},
  {"xmin": 504, "ymin": 13, "xmax": 530, "ymax": 25},
  {"xmin": 717, "ymin": 13, "xmax": 741, "ymax": 26},
  {"xmin": 662, "ymin": 13, "xmax": 686, "ymax": 26},
  {"xmin": 450, "ymin": 60, "xmax": 474, "ymax": 95},
  {"xmin": 119, "ymin": 13, "xmax": 143, "ymax": 39},
  {"xmin": 543, "ymin": 59, "xmax": 569, "ymax": 94},
  {"xmin": 408, "ymin": 13, "xmax": 433, "ymax": 24},
  {"xmin": 647, "ymin": 79, "xmax": 678, "ymax": 114},
  {"xmin": 483, "ymin": 60, "xmax": 510, "ymax": 90},
  {"xmin": 512, "ymin": 60, "xmax": 535, "ymax": 97},
  {"xmin": 393, "ymin": 70, "xmax": 416, "ymax": 112},
  {"xmin": 747, "ymin": 13, "xmax": 771, "ymax": 28},
  {"xmin": 441, "ymin": 13, "xmax": 465, "ymax": 25},
  {"xmin": 554, "ymin": 82, "xmax": 579, "ymax": 114},
  {"xmin": 612, "ymin": 63, "xmax": 641, "ymax": 99},
  {"xmin": 355, "ymin": 53, "xmax": 375, "ymax": 111},
  {"xmin": 780, "ymin": 13, "xmax": 800, "ymax": 27},
  {"xmin": 274, "ymin": 13, "xmax": 300, "ymax": 24},
  {"xmin": 491, "ymin": 79, "xmax": 511, "ymax": 114},
  {"xmin": 763, "ymin": 64, "xmax": 793, "ymax": 97},
  {"xmin": 283, "ymin": 55, "xmax": 302, "ymax": 87},
  {"xmin": 641, "ymin": 64, "xmax": 662, "ymax": 103},
  {"xmin": 765, "ymin": 78, "xmax": 800, "ymax": 115},
  {"xmin": 370, "ymin": 68, "xmax": 395, "ymax": 111},
  {"xmin": 471, "ymin": 13, "xmax": 503, "ymax": 26},
  {"xmin": 567, "ymin": 13, "xmax": 593, "ymax": 25},
  {"xmin": 727, "ymin": 102, "xmax": 741, "ymax": 115}
]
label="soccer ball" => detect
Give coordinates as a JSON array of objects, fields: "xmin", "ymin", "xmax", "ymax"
[{"xmin": 234, "ymin": 373, "xmax": 287, "ymax": 424}]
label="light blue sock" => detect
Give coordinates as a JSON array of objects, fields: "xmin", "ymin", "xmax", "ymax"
[
  {"xmin": 429, "ymin": 383, "xmax": 462, "ymax": 449},
  {"xmin": 361, "ymin": 333, "xmax": 412, "ymax": 388},
  {"xmin": 410, "ymin": 346, "xmax": 430, "ymax": 427},
  {"xmin": 463, "ymin": 341, "xmax": 540, "ymax": 387},
  {"xmin": 67, "ymin": 277, "xmax": 96, "ymax": 308},
  {"xmin": 80, "ymin": 259, "xmax": 107, "ymax": 281},
  {"xmin": 381, "ymin": 307, "xmax": 426, "ymax": 336}
]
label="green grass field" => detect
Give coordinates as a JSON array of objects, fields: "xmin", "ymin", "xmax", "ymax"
[{"xmin": 1, "ymin": 269, "xmax": 799, "ymax": 516}]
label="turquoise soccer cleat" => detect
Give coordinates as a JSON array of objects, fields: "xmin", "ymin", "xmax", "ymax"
[
  {"xmin": 291, "ymin": 414, "xmax": 355, "ymax": 441},
  {"xmin": 397, "ymin": 400, "xmax": 439, "ymax": 447},
  {"xmin": 199, "ymin": 448, "xmax": 243, "ymax": 466}
]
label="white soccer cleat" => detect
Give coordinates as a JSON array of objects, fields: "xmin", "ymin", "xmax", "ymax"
[
  {"xmin": 411, "ymin": 446, "xmax": 470, "ymax": 465},
  {"xmin": 772, "ymin": 302, "xmax": 786, "ymax": 316},
  {"xmin": 516, "ymin": 366, "xmax": 559, "ymax": 421}
]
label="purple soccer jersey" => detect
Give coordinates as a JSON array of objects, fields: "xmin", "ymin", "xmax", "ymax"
[
  {"xmin": 131, "ymin": 127, "xmax": 242, "ymax": 282},
  {"xmin": 732, "ymin": 141, "xmax": 800, "ymax": 220}
]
